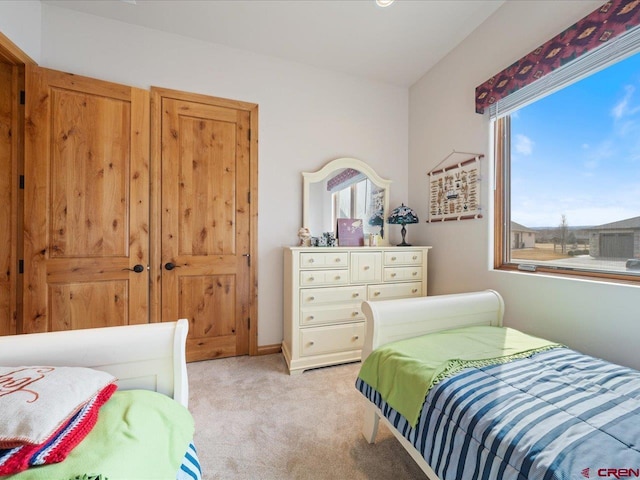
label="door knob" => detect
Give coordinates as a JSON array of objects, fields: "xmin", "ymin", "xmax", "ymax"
[
  {"xmin": 123, "ymin": 264, "xmax": 145, "ymax": 273},
  {"xmin": 164, "ymin": 262, "xmax": 178, "ymax": 270}
]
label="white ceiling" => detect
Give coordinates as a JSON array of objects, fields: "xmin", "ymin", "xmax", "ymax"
[{"xmin": 42, "ymin": 0, "xmax": 504, "ymax": 87}]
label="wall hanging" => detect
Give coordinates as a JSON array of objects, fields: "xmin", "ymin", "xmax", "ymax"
[{"xmin": 428, "ymin": 150, "xmax": 483, "ymax": 222}]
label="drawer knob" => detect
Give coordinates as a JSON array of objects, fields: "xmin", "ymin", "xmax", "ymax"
[
  {"xmin": 352, "ymin": 311, "xmax": 359, "ymax": 316},
  {"xmin": 391, "ymin": 256, "xmax": 397, "ymax": 261},
  {"xmin": 309, "ymin": 341, "xmax": 314, "ymax": 346},
  {"xmin": 335, "ymin": 258, "xmax": 341, "ymax": 262},
  {"xmin": 412, "ymin": 255, "xmax": 418, "ymax": 260},
  {"xmin": 374, "ymin": 291, "xmax": 380, "ymax": 296},
  {"xmin": 309, "ymin": 258, "xmax": 315, "ymax": 263},
  {"xmin": 391, "ymin": 273, "xmax": 396, "ymax": 277},
  {"xmin": 412, "ymin": 271, "xmax": 417, "ymax": 276},
  {"xmin": 364, "ymin": 266, "xmax": 370, "ymax": 270},
  {"xmin": 309, "ymin": 315, "xmax": 315, "ymax": 320},
  {"xmin": 309, "ymin": 277, "xmax": 315, "ymax": 281},
  {"xmin": 412, "ymin": 288, "xmax": 418, "ymax": 293},
  {"xmin": 309, "ymin": 296, "xmax": 315, "ymax": 301},
  {"xmin": 353, "ymin": 335, "xmax": 359, "ymax": 340},
  {"xmin": 353, "ymin": 293, "xmax": 360, "ymax": 297},
  {"xmin": 335, "ymin": 276, "xmax": 341, "ymax": 280}
]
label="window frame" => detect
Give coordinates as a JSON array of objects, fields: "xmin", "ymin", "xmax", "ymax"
[{"xmin": 493, "ymin": 115, "xmax": 640, "ymax": 285}]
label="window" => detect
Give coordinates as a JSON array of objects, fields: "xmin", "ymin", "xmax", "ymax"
[
  {"xmin": 495, "ymin": 46, "xmax": 640, "ymax": 282},
  {"xmin": 332, "ymin": 178, "xmax": 375, "ymax": 225}
]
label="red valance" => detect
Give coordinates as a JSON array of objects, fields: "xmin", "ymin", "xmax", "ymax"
[{"xmin": 475, "ymin": 0, "xmax": 640, "ymax": 114}]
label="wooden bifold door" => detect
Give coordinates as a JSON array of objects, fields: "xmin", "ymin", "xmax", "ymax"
[{"xmin": 20, "ymin": 66, "xmax": 257, "ymax": 361}]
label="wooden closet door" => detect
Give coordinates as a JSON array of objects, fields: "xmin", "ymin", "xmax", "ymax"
[
  {"xmin": 23, "ymin": 66, "xmax": 150, "ymax": 333},
  {"xmin": 157, "ymin": 92, "xmax": 252, "ymax": 361},
  {"xmin": 0, "ymin": 62, "xmax": 18, "ymax": 335}
]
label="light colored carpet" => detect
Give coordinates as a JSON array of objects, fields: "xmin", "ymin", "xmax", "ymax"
[{"xmin": 187, "ymin": 354, "xmax": 426, "ymax": 480}]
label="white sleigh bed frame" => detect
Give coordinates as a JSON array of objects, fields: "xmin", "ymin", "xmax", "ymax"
[
  {"xmin": 0, "ymin": 319, "xmax": 190, "ymax": 407},
  {"xmin": 360, "ymin": 290, "xmax": 504, "ymax": 479}
]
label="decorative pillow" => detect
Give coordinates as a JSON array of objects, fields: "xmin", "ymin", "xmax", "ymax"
[
  {"xmin": 0, "ymin": 383, "xmax": 117, "ymax": 476},
  {"xmin": 0, "ymin": 366, "xmax": 116, "ymax": 448}
]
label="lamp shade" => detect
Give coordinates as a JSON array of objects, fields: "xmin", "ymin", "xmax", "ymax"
[{"xmin": 387, "ymin": 204, "xmax": 418, "ymax": 225}]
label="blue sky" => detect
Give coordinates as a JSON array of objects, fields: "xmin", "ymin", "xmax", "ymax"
[{"xmin": 510, "ymin": 49, "xmax": 640, "ymax": 228}]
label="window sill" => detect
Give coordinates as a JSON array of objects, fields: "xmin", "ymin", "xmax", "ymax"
[{"xmin": 495, "ymin": 263, "xmax": 640, "ymax": 287}]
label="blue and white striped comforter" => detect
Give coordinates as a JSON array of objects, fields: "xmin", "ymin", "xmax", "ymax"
[
  {"xmin": 357, "ymin": 347, "xmax": 640, "ymax": 480},
  {"xmin": 177, "ymin": 442, "xmax": 202, "ymax": 480}
]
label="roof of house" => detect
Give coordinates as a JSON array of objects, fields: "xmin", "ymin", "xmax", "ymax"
[
  {"xmin": 590, "ymin": 216, "xmax": 640, "ymax": 230},
  {"xmin": 511, "ymin": 221, "xmax": 535, "ymax": 233}
]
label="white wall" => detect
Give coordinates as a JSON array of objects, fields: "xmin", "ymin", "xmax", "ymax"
[
  {"xmin": 0, "ymin": 1, "xmax": 42, "ymax": 62},
  {"xmin": 27, "ymin": 4, "xmax": 408, "ymax": 347},
  {"xmin": 409, "ymin": 0, "xmax": 640, "ymax": 370}
]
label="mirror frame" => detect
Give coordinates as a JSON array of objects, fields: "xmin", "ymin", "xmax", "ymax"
[{"xmin": 302, "ymin": 157, "xmax": 392, "ymax": 245}]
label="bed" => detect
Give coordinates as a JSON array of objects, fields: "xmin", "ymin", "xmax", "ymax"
[
  {"xmin": 356, "ymin": 290, "xmax": 640, "ymax": 480},
  {"xmin": 0, "ymin": 320, "xmax": 202, "ymax": 480}
]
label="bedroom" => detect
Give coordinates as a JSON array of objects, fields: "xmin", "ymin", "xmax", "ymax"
[{"xmin": 0, "ymin": 0, "xmax": 639, "ymax": 478}]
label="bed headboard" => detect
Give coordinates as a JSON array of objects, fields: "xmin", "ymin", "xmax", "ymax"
[
  {"xmin": 0, "ymin": 320, "xmax": 190, "ymax": 407},
  {"xmin": 361, "ymin": 290, "xmax": 504, "ymax": 360}
]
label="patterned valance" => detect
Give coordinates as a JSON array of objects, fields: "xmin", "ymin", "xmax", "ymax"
[
  {"xmin": 475, "ymin": 0, "xmax": 640, "ymax": 114},
  {"xmin": 326, "ymin": 168, "xmax": 362, "ymax": 191}
]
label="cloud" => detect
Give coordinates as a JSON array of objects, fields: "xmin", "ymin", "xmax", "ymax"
[
  {"xmin": 611, "ymin": 86, "xmax": 632, "ymax": 119},
  {"xmin": 514, "ymin": 134, "xmax": 534, "ymax": 156},
  {"xmin": 581, "ymin": 139, "xmax": 614, "ymax": 173},
  {"xmin": 512, "ymin": 184, "xmax": 640, "ymax": 227},
  {"xmin": 611, "ymin": 85, "xmax": 640, "ymax": 120}
]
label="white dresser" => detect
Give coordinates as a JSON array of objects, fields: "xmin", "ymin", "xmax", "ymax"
[{"xmin": 282, "ymin": 246, "xmax": 431, "ymax": 374}]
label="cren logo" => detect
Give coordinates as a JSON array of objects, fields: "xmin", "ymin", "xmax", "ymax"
[
  {"xmin": 596, "ymin": 468, "xmax": 640, "ymax": 478},
  {"xmin": 582, "ymin": 468, "xmax": 591, "ymax": 478}
]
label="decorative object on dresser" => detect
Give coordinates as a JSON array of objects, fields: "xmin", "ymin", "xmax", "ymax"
[
  {"xmin": 302, "ymin": 157, "xmax": 391, "ymax": 244},
  {"xmin": 282, "ymin": 246, "xmax": 431, "ymax": 375},
  {"xmin": 337, "ymin": 218, "xmax": 365, "ymax": 246},
  {"xmin": 298, "ymin": 227, "xmax": 311, "ymax": 247},
  {"xmin": 387, "ymin": 204, "xmax": 419, "ymax": 246}
]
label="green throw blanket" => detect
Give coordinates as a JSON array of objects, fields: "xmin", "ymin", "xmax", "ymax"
[
  {"xmin": 357, "ymin": 326, "xmax": 562, "ymax": 427},
  {"xmin": 7, "ymin": 390, "xmax": 194, "ymax": 480}
]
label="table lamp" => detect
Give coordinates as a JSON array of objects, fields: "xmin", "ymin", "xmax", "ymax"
[{"xmin": 387, "ymin": 203, "xmax": 419, "ymax": 246}]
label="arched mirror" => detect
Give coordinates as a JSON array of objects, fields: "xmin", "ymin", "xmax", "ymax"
[{"xmin": 302, "ymin": 158, "xmax": 391, "ymax": 244}]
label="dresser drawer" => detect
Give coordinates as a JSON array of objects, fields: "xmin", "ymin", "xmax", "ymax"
[
  {"xmin": 299, "ymin": 252, "xmax": 349, "ymax": 269},
  {"xmin": 350, "ymin": 251, "xmax": 382, "ymax": 283},
  {"xmin": 384, "ymin": 250, "xmax": 423, "ymax": 266},
  {"xmin": 300, "ymin": 304, "xmax": 364, "ymax": 326},
  {"xmin": 300, "ymin": 285, "xmax": 366, "ymax": 307},
  {"xmin": 299, "ymin": 322, "xmax": 365, "ymax": 357},
  {"xmin": 384, "ymin": 266, "xmax": 422, "ymax": 282},
  {"xmin": 368, "ymin": 281, "xmax": 422, "ymax": 300},
  {"xmin": 300, "ymin": 269, "xmax": 349, "ymax": 286}
]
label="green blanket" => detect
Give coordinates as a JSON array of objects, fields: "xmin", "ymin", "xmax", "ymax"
[
  {"xmin": 357, "ymin": 326, "xmax": 562, "ymax": 427},
  {"xmin": 7, "ymin": 390, "xmax": 194, "ymax": 480}
]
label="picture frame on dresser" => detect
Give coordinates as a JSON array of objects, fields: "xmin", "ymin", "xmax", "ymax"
[{"xmin": 337, "ymin": 218, "xmax": 365, "ymax": 246}]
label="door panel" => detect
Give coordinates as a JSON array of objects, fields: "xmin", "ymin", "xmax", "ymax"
[
  {"xmin": 23, "ymin": 66, "xmax": 149, "ymax": 333},
  {"xmin": 159, "ymin": 95, "xmax": 251, "ymax": 361}
]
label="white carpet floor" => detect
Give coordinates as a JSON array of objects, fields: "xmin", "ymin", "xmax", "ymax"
[{"xmin": 187, "ymin": 353, "xmax": 426, "ymax": 480}]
